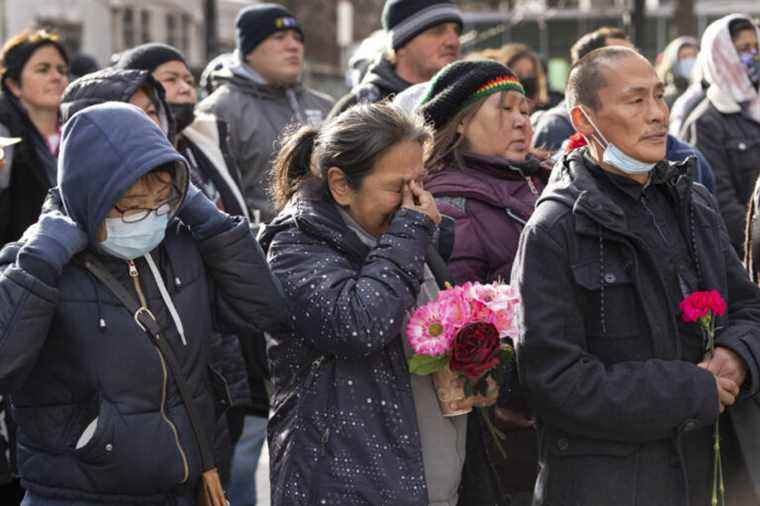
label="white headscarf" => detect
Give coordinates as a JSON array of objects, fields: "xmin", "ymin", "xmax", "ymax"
[{"xmin": 700, "ymin": 14, "xmax": 760, "ymax": 123}]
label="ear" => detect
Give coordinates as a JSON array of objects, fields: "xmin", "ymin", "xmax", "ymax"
[
  {"xmin": 569, "ymin": 105, "xmax": 595, "ymax": 139},
  {"xmin": 326, "ymin": 166, "xmax": 354, "ymax": 207},
  {"xmin": 5, "ymin": 78, "xmax": 21, "ymax": 98},
  {"xmin": 456, "ymin": 111, "xmax": 474, "ymax": 136}
]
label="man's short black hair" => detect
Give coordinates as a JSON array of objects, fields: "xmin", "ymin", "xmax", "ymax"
[
  {"xmin": 566, "ymin": 46, "xmax": 640, "ymax": 111},
  {"xmin": 571, "ymin": 26, "xmax": 629, "ymax": 64}
]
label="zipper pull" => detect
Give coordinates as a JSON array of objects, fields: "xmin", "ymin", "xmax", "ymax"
[
  {"xmin": 526, "ymin": 177, "xmax": 538, "ymax": 195},
  {"xmin": 128, "ymin": 260, "xmax": 138, "ymax": 278}
]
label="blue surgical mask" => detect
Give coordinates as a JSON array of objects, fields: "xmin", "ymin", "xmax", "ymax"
[
  {"xmin": 580, "ymin": 107, "xmax": 657, "ymax": 174},
  {"xmin": 739, "ymin": 49, "xmax": 758, "ymax": 65},
  {"xmin": 674, "ymin": 57, "xmax": 696, "ymax": 79},
  {"xmin": 100, "ymin": 213, "xmax": 168, "ymax": 260},
  {"xmin": 740, "ymin": 50, "xmax": 760, "ymax": 85}
]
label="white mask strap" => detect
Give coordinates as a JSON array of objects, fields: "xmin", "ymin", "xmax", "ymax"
[{"xmin": 579, "ymin": 107, "xmax": 610, "ymax": 149}]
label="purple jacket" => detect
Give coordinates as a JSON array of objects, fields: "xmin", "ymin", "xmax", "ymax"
[
  {"xmin": 426, "ymin": 153, "xmax": 550, "ymax": 502},
  {"xmin": 426, "ymin": 153, "xmax": 548, "ymax": 284}
]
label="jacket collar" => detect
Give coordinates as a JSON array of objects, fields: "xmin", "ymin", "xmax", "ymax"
[
  {"xmin": 259, "ymin": 179, "xmax": 370, "ymax": 261},
  {"xmin": 210, "ymin": 67, "xmax": 303, "ymax": 99},
  {"xmin": 460, "ymin": 152, "xmax": 549, "ymax": 179},
  {"xmin": 542, "ymin": 148, "xmax": 690, "ymax": 238},
  {"xmin": 425, "ymin": 153, "xmax": 546, "ymax": 217},
  {"xmin": 361, "ymin": 57, "xmax": 411, "ymax": 95}
]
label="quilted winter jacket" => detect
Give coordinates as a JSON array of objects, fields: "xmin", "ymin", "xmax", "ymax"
[
  {"xmin": 197, "ymin": 69, "xmax": 333, "ymax": 224},
  {"xmin": 425, "ymin": 153, "xmax": 548, "ymax": 284},
  {"xmin": 60, "ymin": 67, "xmax": 174, "ymax": 138},
  {"xmin": 0, "ymin": 105, "xmax": 289, "ymax": 504},
  {"xmin": 259, "ymin": 183, "xmax": 435, "ymax": 505},
  {"xmin": 61, "ymin": 69, "xmax": 256, "ymax": 417}
]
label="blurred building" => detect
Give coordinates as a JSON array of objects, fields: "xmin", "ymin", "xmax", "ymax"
[
  {"xmin": 463, "ymin": 0, "xmax": 760, "ymax": 61},
  {"xmin": 462, "ymin": 0, "xmax": 760, "ymax": 91},
  {"xmin": 0, "ymin": 0, "xmax": 258, "ymax": 68}
]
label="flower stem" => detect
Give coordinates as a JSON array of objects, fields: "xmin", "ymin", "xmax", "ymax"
[{"xmin": 479, "ymin": 407, "xmax": 508, "ymax": 460}]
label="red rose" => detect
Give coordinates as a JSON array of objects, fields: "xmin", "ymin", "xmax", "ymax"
[
  {"xmin": 679, "ymin": 290, "xmax": 727, "ymax": 323},
  {"xmin": 449, "ymin": 322, "xmax": 501, "ymax": 382}
]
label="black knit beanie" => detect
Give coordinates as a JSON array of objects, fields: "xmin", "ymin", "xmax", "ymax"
[
  {"xmin": 419, "ymin": 60, "xmax": 525, "ymax": 131},
  {"xmin": 382, "ymin": 0, "xmax": 463, "ymax": 51},
  {"xmin": 116, "ymin": 43, "xmax": 187, "ymax": 73},
  {"xmin": 235, "ymin": 3, "xmax": 304, "ymax": 57},
  {"xmin": 1, "ymin": 30, "xmax": 69, "ymax": 84}
]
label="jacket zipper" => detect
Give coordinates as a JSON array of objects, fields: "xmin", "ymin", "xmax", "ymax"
[
  {"xmin": 127, "ymin": 259, "xmax": 190, "ymax": 484},
  {"xmin": 525, "ymin": 176, "xmax": 538, "ymax": 195}
]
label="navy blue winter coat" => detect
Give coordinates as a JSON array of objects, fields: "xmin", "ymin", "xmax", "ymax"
[
  {"xmin": 259, "ymin": 183, "xmax": 434, "ymax": 505},
  {"xmin": 0, "ymin": 104, "xmax": 289, "ymax": 504}
]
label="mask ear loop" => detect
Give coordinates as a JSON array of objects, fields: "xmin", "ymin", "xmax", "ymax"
[{"xmin": 579, "ymin": 107, "xmax": 610, "ymax": 149}]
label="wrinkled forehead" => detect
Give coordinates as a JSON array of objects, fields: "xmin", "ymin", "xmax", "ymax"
[{"xmin": 598, "ymin": 55, "xmax": 661, "ymax": 96}]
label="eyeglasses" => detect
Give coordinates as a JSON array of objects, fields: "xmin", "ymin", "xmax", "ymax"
[{"xmin": 113, "ymin": 185, "xmax": 181, "ymax": 223}]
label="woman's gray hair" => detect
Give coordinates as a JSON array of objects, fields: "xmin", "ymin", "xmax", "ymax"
[{"xmin": 271, "ymin": 101, "xmax": 433, "ymax": 210}]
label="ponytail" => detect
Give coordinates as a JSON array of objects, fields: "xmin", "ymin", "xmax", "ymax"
[
  {"xmin": 271, "ymin": 102, "xmax": 432, "ymax": 211},
  {"xmin": 271, "ymin": 125, "xmax": 318, "ymax": 211}
]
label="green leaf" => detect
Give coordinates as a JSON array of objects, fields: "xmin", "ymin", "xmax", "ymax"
[
  {"xmin": 408, "ymin": 354, "xmax": 448, "ymax": 376},
  {"xmin": 491, "ymin": 365, "xmax": 505, "ymax": 387},
  {"xmin": 500, "ymin": 346, "xmax": 514, "ymax": 363}
]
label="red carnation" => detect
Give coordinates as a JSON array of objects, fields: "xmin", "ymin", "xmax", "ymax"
[
  {"xmin": 565, "ymin": 132, "xmax": 588, "ymax": 153},
  {"xmin": 449, "ymin": 322, "xmax": 501, "ymax": 382},
  {"xmin": 679, "ymin": 290, "xmax": 727, "ymax": 324}
]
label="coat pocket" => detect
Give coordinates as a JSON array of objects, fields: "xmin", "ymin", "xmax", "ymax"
[
  {"xmin": 571, "ymin": 260, "xmax": 640, "ymax": 340},
  {"xmin": 726, "ymin": 138, "xmax": 760, "ymax": 203},
  {"xmin": 74, "ymin": 400, "xmax": 116, "ymax": 463},
  {"xmin": 543, "ymin": 432, "xmax": 639, "ymax": 506}
]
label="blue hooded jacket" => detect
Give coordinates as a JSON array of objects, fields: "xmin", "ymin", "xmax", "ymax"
[
  {"xmin": 0, "ymin": 103, "xmax": 288, "ymax": 503},
  {"xmin": 58, "ymin": 102, "xmax": 187, "ymax": 243}
]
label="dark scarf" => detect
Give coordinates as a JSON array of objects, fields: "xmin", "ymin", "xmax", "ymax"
[{"xmin": 458, "ymin": 152, "xmax": 550, "ymax": 183}]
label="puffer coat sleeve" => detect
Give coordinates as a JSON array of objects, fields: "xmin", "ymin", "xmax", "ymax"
[
  {"xmin": 196, "ymin": 216, "xmax": 291, "ymax": 336},
  {"xmin": 0, "ymin": 242, "xmax": 60, "ymax": 393},
  {"xmin": 267, "ymin": 208, "xmax": 435, "ymax": 360}
]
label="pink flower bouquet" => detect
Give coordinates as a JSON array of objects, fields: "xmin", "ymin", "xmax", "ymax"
[{"xmin": 406, "ymin": 282, "xmax": 519, "ymax": 417}]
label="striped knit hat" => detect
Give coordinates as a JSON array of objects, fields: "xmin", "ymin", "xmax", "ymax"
[
  {"xmin": 382, "ymin": 0, "xmax": 463, "ymax": 51},
  {"xmin": 419, "ymin": 60, "xmax": 525, "ymax": 131}
]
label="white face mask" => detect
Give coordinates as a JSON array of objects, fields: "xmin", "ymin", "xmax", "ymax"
[
  {"xmin": 674, "ymin": 57, "xmax": 696, "ymax": 79},
  {"xmin": 580, "ymin": 107, "xmax": 656, "ymax": 174},
  {"xmin": 100, "ymin": 213, "xmax": 168, "ymax": 260}
]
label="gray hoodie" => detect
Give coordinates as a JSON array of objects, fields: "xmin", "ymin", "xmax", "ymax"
[{"xmin": 197, "ymin": 61, "xmax": 333, "ymax": 224}]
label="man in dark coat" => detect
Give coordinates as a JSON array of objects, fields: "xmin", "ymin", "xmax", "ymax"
[
  {"xmin": 513, "ymin": 46, "xmax": 760, "ymax": 506},
  {"xmin": 329, "ymin": 0, "xmax": 462, "ymax": 118},
  {"xmin": 531, "ymin": 27, "xmax": 716, "ymax": 194}
]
